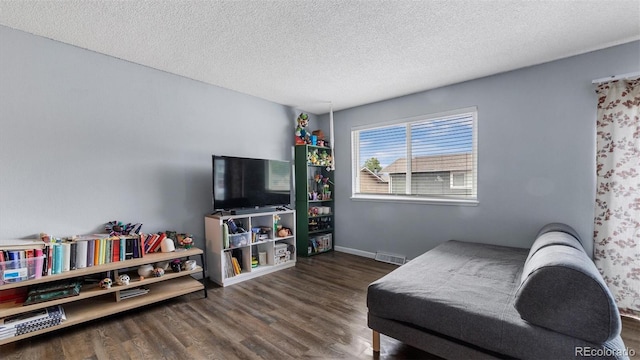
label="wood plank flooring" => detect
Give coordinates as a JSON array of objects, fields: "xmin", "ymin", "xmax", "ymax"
[{"xmin": 1, "ymin": 251, "xmax": 639, "ymax": 359}]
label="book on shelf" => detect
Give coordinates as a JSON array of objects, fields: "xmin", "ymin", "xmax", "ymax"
[
  {"xmin": 0, "ymin": 287, "xmax": 28, "ymax": 305},
  {"xmin": 231, "ymin": 257, "xmax": 241, "ymax": 275},
  {"xmin": 224, "ymin": 252, "xmax": 235, "ymax": 278},
  {"xmin": 69, "ymin": 242, "xmax": 77, "ymax": 271},
  {"xmin": 0, "ymin": 305, "xmax": 66, "ymax": 339},
  {"xmin": 23, "ymin": 279, "xmax": 83, "ymax": 305},
  {"xmin": 76, "ymin": 241, "xmax": 88, "ymax": 269},
  {"xmin": 118, "ymin": 287, "xmax": 149, "ymax": 300},
  {"xmin": 148, "ymin": 233, "xmax": 165, "ymax": 253},
  {"xmin": 61, "ymin": 243, "xmax": 71, "ymax": 272},
  {"xmin": 0, "ymin": 311, "xmax": 50, "ymax": 338},
  {"xmin": 0, "ymin": 234, "xmax": 155, "ymax": 284},
  {"xmin": 86, "ymin": 240, "xmax": 95, "ymax": 267}
]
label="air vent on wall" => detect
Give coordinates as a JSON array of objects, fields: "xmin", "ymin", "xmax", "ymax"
[{"xmin": 374, "ymin": 251, "xmax": 406, "ymax": 266}]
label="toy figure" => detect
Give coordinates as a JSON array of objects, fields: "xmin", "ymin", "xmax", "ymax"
[
  {"xmin": 100, "ymin": 278, "xmax": 113, "ymax": 289},
  {"xmin": 117, "ymin": 274, "xmax": 130, "ymax": 286},
  {"xmin": 309, "ymin": 149, "xmax": 319, "ymax": 165},
  {"xmin": 295, "ymin": 113, "xmax": 310, "ymax": 145},
  {"xmin": 153, "ymin": 267, "xmax": 165, "ymax": 277}
]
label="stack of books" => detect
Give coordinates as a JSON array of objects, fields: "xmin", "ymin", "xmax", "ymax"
[
  {"xmin": 223, "ymin": 251, "xmax": 242, "ymax": 278},
  {"xmin": 119, "ymin": 287, "xmax": 149, "ymax": 300},
  {"xmin": 0, "ymin": 305, "xmax": 66, "ymax": 340}
]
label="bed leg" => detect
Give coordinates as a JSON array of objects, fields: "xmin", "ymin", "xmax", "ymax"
[{"xmin": 372, "ymin": 330, "xmax": 380, "ymax": 353}]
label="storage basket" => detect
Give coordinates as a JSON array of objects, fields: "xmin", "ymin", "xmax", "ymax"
[
  {"xmin": 228, "ymin": 232, "xmax": 251, "ymax": 248},
  {"xmin": 0, "ymin": 256, "xmax": 45, "ymax": 284}
]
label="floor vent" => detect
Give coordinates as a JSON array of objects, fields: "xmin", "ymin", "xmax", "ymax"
[{"xmin": 374, "ymin": 251, "xmax": 406, "ymax": 266}]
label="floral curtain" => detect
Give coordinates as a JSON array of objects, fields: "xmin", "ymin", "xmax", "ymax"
[{"xmin": 594, "ymin": 78, "xmax": 640, "ymax": 318}]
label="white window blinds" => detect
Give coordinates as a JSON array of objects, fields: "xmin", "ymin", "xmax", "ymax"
[{"xmin": 352, "ymin": 108, "xmax": 477, "ymax": 203}]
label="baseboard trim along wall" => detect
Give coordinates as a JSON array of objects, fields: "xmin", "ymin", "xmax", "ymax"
[{"xmin": 334, "ymin": 246, "xmax": 376, "ymax": 259}]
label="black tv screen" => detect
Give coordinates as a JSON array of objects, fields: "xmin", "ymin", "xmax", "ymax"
[{"xmin": 212, "ymin": 155, "xmax": 291, "ymax": 211}]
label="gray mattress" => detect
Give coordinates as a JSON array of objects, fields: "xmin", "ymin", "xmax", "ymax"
[{"xmin": 367, "ymin": 240, "xmax": 626, "ymax": 359}]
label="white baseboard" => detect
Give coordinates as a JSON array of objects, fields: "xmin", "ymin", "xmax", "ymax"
[{"xmin": 334, "ymin": 245, "xmax": 376, "ymax": 259}]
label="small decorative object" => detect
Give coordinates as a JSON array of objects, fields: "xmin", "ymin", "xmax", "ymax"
[
  {"xmin": 99, "ymin": 278, "xmax": 112, "ymax": 289},
  {"xmin": 170, "ymin": 259, "xmax": 182, "ymax": 272},
  {"xmin": 153, "ymin": 267, "xmax": 165, "ymax": 277},
  {"xmin": 312, "ymin": 129, "xmax": 325, "ymax": 140},
  {"xmin": 273, "ymin": 214, "xmax": 281, "ymax": 234},
  {"xmin": 295, "ymin": 113, "xmax": 310, "ymax": 145},
  {"xmin": 105, "ymin": 221, "xmax": 142, "ymax": 236},
  {"xmin": 180, "ymin": 236, "xmax": 193, "ymax": 249},
  {"xmin": 138, "ymin": 264, "xmax": 154, "ymax": 277},
  {"xmin": 117, "ymin": 274, "xmax": 131, "ymax": 286},
  {"xmin": 160, "ymin": 237, "xmax": 176, "ymax": 252},
  {"xmin": 184, "ymin": 259, "xmax": 196, "ymax": 271},
  {"xmin": 308, "ymin": 149, "xmax": 320, "ymax": 165},
  {"xmin": 278, "ymin": 227, "xmax": 292, "ymax": 237}
]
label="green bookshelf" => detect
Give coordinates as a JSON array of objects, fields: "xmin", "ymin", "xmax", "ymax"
[{"xmin": 295, "ymin": 145, "xmax": 334, "ymax": 257}]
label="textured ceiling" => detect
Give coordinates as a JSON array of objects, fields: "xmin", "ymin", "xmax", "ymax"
[{"xmin": 0, "ymin": 1, "xmax": 639, "ymax": 114}]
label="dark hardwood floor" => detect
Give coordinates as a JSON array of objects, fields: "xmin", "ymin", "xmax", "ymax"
[{"xmin": 2, "ymin": 252, "xmax": 639, "ymax": 359}]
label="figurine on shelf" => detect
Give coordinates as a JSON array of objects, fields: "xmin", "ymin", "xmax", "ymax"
[
  {"xmin": 153, "ymin": 267, "xmax": 165, "ymax": 277},
  {"xmin": 117, "ymin": 274, "xmax": 131, "ymax": 286},
  {"xmin": 99, "ymin": 278, "xmax": 113, "ymax": 289},
  {"xmin": 180, "ymin": 236, "xmax": 193, "ymax": 249},
  {"xmin": 308, "ymin": 149, "xmax": 319, "ymax": 165},
  {"xmin": 171, "ymin": 259, "xmax": 182, "ymax": 272},
  {"xmin": 277, "ymin": 227, "xmax": 292, "ymax": 237},
  {"xmin": 295, "ymin": 113, "xmax": 310, "ymax": 145},
  {"xmin": 176, "ymin": 233, "xmax": 193, "ymax": 249}
]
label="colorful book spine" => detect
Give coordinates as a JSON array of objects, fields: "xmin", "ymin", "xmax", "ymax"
[
  {"xmin": 93, "ymin": 239, "xmax": 100, "ymax": 266},
  {"xmin": 52, "ymin": 244, "xmax": 62, "ymax": 275},
  {"xmin": 112, "ymin": 238, "xmax": 119, "ymax": 263},
  {"xmin": 46, "ymin": 245, "xmax": 53, "ymax": 276},
  {"xmin": 34, "ymin": 249, "xmax": 43, "ymax": 279},
  {"xmin": 119, "ymin": 236, "xmax": 126, "ymax": 262}
]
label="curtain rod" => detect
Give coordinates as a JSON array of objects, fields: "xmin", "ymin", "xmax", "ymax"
[{"xmin": 592, "ymin": 71, "xmax": 640, "ymax": 84}]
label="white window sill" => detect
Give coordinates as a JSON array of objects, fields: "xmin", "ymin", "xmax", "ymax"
[{"xmin": 350, "ymin": 194, "xmax": 479, "ymax": 206}]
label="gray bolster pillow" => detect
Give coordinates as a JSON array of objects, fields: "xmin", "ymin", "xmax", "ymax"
[
  {"xmin": 535, "ymin": 222, "xmax": 582, "ymax": 241},
  {"xmin": 515, "ymin": 244, "xmax": 621, "ymax": 343},
  {"xmin": 526, "ymin": 228, "xmax": 584, "ymax": 263}
]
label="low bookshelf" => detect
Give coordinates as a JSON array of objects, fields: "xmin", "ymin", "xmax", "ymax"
[
  {"xmin": 0, "ymin": 247, "xmax": 206, "ymax": 345},
  {"xmin": 205, "ymin": 209, "xmax": 296, "ymax": 287}
]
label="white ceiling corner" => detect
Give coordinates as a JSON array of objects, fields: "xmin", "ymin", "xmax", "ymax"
[{"xmin": 0, "ymin": 0, "xmax": 639, "ymax": 114}]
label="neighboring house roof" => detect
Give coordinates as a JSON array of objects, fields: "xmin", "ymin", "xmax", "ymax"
[
  {"xmin": 381, "ymin": 153, "xmax": 472, "ymax": 174},
  {"xmin": 360, "ymin": 167, "xmax": 388, "ymax": 182}
]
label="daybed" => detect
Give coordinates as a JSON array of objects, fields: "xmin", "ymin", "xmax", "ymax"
[{"xmin": 367, "ymin": 223, "xmax": 629, "ymax": 359}]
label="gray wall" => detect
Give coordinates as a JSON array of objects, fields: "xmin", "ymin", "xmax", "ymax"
[
  {"xmin": 328, "ymin": 41, "xmax": 640, "ymax": 258},
  {"xmin": 0, "ymin": 26, "xmax": 301, "ymax": 248}
]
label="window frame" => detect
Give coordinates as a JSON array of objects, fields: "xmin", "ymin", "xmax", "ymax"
[{"xmin": 351, "ymin": 107, "xmax": 478, "ymax": 206}]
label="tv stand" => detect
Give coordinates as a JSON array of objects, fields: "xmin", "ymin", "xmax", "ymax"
[{"xmin": 205, "ymin": 209, "xmax": 296, "ymax": 287}]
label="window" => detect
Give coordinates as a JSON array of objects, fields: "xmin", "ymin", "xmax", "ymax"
[{"xmin": 351, "ymin": 107, "xmax": 477, "ymax": 204}]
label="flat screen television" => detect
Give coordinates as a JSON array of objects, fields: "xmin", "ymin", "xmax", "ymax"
[{"xmin": 212, "ymin": 155, "xmax": 292, "ymax": 211}]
